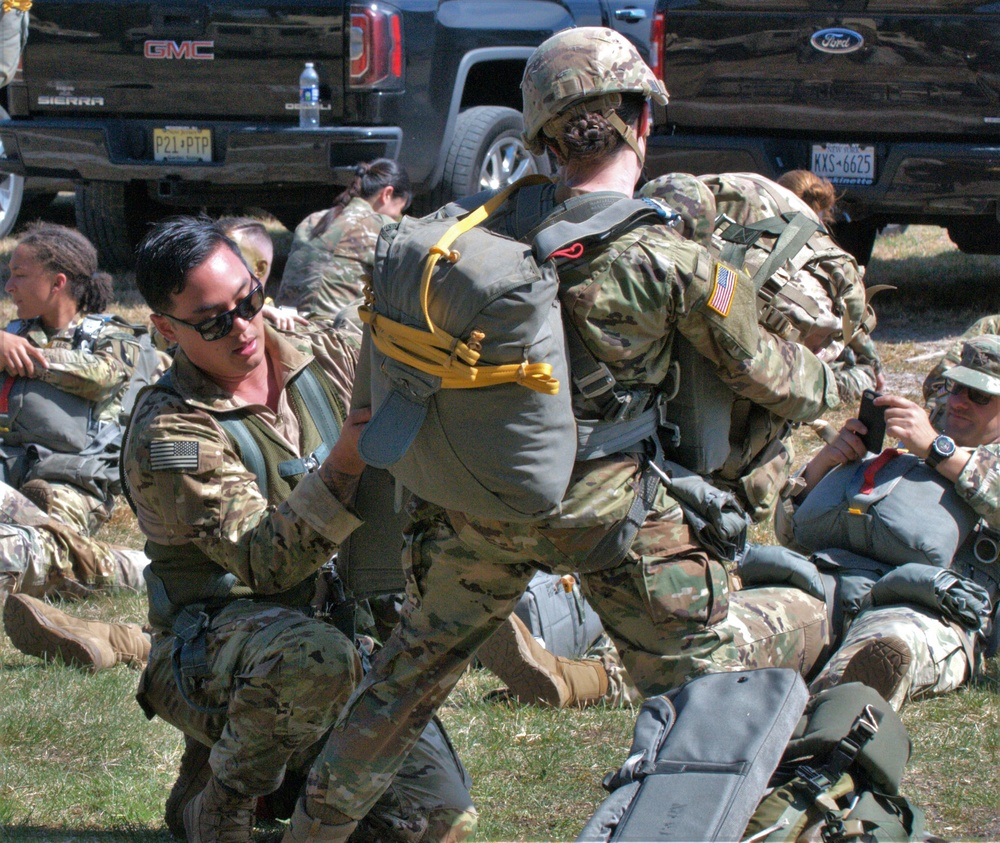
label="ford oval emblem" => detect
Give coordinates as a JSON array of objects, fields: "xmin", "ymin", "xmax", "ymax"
[{"xmin": 810, "ymin": 28, "xmax": 864, "ymax": 54}]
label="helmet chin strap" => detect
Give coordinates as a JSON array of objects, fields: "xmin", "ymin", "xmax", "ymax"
[{"xmin": 606, "ymin": 112, "xmax": 644, "ymax": 167}]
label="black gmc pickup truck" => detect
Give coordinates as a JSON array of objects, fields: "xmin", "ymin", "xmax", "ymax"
[
  {"xmin": 644, "ymin": 1, "xmax": 1000, "ymax": 263},
  {"xmin": 0, "ymin": 1, "xmax": 653, "ymax": 267}
]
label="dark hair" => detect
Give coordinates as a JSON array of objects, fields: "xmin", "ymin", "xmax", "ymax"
[
  {"xmin": 551, "ymin": 93, "xmax": 645, "ymax": 166},
  {"xmin": 17, "ymin": 222, "xmax": 113, "ymax": 313},
  {"xmin": 311, "ymin": 157, "xmax": 412, "ymax": 238},
  {"xmin": 135, "ymin": 215, "xmax": 247, "ymax": 314},
  {"xmin": 776, "ymin": 169, "xmax": 838, "ymax": 223}
]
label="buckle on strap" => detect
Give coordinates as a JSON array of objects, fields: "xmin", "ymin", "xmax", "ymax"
[
  {"xmin": 796, "ymin": 705, "xmax": 880, "ymax": 797},
  {"xmin": 277, "ymin": 441, "xmax": 334, "ymax": 479},
  {"xmin": 574, "ymin": 363, "xmax": 616, "ymax": 400}
]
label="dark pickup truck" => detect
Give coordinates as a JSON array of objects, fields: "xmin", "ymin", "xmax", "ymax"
[
  {"xmin": 644, "ymin": 1, "xmax": 1000, "ymax": 263},
  {"xmin": 0, "ymin": 0, "xmax": 653, "ymax": 267}
]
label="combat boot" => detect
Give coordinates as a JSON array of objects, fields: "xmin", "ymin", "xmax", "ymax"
[
  {"xmin": 281, "ymin": 797, "xmax": 358, "ymax": 843},
  {"xmin": 477, "ymin": 612, "xmax": 609, "ymax": 707},
  {"xmin": 164, "ymin": 735, "xmax": 213, "ymax": 839},
  {"xmin": 19, "ymin": 478, "xmax": 55, "ymax": 512},
  {"xmin": 841, "ymin": 635, "xmax": 914, "ymax": 707},
  {"xmin": 183, "ymin": 774, "xmax": 255, "ymax": 843},
  {"xmin": 2, "ymin": 594, "xmax": 149, "ymax": 672}
]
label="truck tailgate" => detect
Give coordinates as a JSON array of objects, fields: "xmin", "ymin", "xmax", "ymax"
[
  {"xmin": 659, "ymin": 0, "xmax": 1000, "ymax": 138},
  {"xmin": 22, "ymin": 2, "xmax": 346, "ymax": 121}
]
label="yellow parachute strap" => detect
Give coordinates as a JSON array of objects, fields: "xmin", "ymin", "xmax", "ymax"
[
  {"xmin": 2, "ymin": 0, "xmax": 31, "ymax": 11},
  {"xmin": 363, "ymin": 173, "xmax": 558, "ymax": 395}
]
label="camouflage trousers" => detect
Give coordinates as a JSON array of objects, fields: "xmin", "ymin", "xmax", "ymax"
[
  {"xmin": 303, "ymin": 504, "xmax": 828, "ymax": 823},
  {"xmin": 810, "ymin": 604, "xmax": 970, "ymax": 712},
  {"xmin": 137, "ymin": 599, "xmax": 476, "ymax": 842},
  {"xmin": 0, "ymin": 481, "xmax": 146, "ymax": 598}
]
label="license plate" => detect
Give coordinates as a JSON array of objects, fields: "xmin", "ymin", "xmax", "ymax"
[
  {"xmin": 810, "ymin": 143, "xmax": 875, "ymax": 185},
  {"xmin": 153, "ymin": 126, "xmax": 212, "ymax": 162}
]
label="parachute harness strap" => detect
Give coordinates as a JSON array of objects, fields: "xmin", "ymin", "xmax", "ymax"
[{"xmin": 360, "ymin": 174, "xmax": 560, "ymax": 394}]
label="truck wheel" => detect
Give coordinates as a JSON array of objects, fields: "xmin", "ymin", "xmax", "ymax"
[
  {"xmin": 947, "ymin": 219, "xmax": 1000, "ymax": 255},
  {"xmin": 0, "ymin": 105, "xmax": 25, "ymax": 239},
  {"xmin": 75, "ymin": 182, "xmax": 151, "ymax": 270},
  {"xmin": 831, "ymin": 219, "xmax": 878, "ymax": 265},
  {"xmin": 437, "ymin": 105, "xmax": 550, "ymax": 204}
]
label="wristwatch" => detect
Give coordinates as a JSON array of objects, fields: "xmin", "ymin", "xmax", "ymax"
[{"xmin": 926, "ymin": 434, "xmax": 957, "ymax": 469}]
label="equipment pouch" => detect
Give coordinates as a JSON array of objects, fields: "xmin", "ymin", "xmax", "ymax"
[
  {"xmin": 870, "ymin": 563, "xmax": 992, "ymax": 630},
  {"xmin": 659, "ymin": 459, "xmax": 750, "ymax": 562}
]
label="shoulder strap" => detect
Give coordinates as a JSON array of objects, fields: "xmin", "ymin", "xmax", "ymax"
[
  {"xmin": 293, "ymin": 363, "xmax": 342, "ymax": 445},
  {"xmin": 218, "ymin": 415, "xmax": 268, "ymax": 499}
]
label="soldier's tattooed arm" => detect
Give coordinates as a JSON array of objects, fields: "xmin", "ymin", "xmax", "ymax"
[{"xmin": 318, "ymin": 407, "xmax": 371, "ymax": 502}]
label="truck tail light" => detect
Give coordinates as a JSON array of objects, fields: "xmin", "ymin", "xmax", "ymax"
[
  {"xmin": 649, "ymin": 9, "xmax": 665, "ymax": 84},
  {"xmin": 350, "ymin": 3, "xmax": 403, "ymax": 90}
]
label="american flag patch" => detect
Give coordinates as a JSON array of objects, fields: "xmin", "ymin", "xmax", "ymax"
[
  {"xmin": 150, "ymin": 440, "xmax": 200, "ymax": 471},
  {"xmin": 707, "ymin": 262, "xmax": 738, "ymax": 317}
]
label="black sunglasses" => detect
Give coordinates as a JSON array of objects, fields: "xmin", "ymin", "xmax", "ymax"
[
  {"xmin": 162, "ymin": 281, "xmax": 265, "ymax": 342},
  {"xmin": 949, "ymin": 381, "xmax": 994, "ymax": 406}
]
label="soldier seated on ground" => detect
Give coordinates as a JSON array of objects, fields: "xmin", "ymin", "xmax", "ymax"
[
  {"xmin": 0, "ymin": 222, "xmax": 148, "ymax": 612},
  {"xmin": 9, "ymin": 215, "xmax": 476, "ymax": 843},
  {"xmin": 275, "ymin": 158, "xmax": 411, "ymax": 320},
  {"xmin": 772, "ymin": 334, "xmax": 1000, "ymax": 710}
]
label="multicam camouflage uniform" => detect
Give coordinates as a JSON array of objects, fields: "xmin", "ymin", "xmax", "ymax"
[
  {"xmin": 923, "ymin": 313, "xmax": 1000, "ymax": 428},
  {"xmin": 300, "ymin": 177, "xmax": 843, "ymax": 824},
  {"xmin": 126, "ymin": 322, "xmax": 475, "ymax": 840},
  {"xmin": 0, "ymin": 314, "xmax": 147, "ymax": 600},
  {"xmin": 640, "ymin": 172, "xmax": 880, "ymax": 522},
  {"xmin": 275, "ymin": 197, "xmax": 394, "ymax": 320}
]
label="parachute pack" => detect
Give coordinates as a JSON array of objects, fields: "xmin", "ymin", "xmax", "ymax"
[
  {"xmin": 579, "ymin": 671, "xmax": 924, "ymax": 843},
  {"xmin": 355, "ymin": 176, "xmax": 665, "ymax": 522}
]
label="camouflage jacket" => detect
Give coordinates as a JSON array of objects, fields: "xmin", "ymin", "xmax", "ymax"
[
  {"xmin": 276, "ymin": 197, "xmax": 394, "ymax": 319},
  {"xmin": 3, "ymin": 313, "xmax": 141, "ymax": 428},
  {"xmin": 923, "ymin": 314, "xmax": 1000, "ymax": 429},
  {"xmin": 124, "ymin": 322, "xmax": 362, "ymax": 595}
]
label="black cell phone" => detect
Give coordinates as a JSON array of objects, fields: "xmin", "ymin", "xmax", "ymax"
[{"xmin": 857, "ymin": 389, "xmax": 886, "ymax": 453}]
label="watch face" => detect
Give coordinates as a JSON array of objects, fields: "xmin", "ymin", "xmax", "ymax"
[{"xmin": 937, "ymin": 436, "xmax": 956, "ymax": 456}]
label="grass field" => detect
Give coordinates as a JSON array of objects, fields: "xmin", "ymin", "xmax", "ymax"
[{"xmin": 1, "ymin": 221, "xmax": 999, "ymax": 841}]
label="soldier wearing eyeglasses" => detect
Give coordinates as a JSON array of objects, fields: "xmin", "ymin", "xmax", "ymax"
[
  {"xmin": 772, "ymin": 334, "xmax": 1000, "ymax": 711},
  {"xmin": 109, "ymin": 216, "xmax": 475, "ymax": 842}
]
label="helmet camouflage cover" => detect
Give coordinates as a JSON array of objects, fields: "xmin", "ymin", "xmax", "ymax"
[{"xmin": 521, "ymin": 26, "xmax": 668, "ymax": 156}]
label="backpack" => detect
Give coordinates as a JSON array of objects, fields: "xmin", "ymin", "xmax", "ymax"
[
  {"xmin": 355, "ymin": 177, "xmax": 665, "ymax": 522},
  {"xmin": 579, "ymin": 674, "xmax": 924, "ymax": 843},
  {"xmin": 743, "ymin": 682, "xmax": 924, "ymax": 843},
  {"xmin": 514, "ymin": 571, "xmax": 605, "ymax": 660},
  {"xmin": 792, "ymin": 450, "xmax": 979, "ymax": 569}
]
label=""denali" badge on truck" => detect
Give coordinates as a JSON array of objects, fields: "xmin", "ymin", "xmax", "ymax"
[{"xmin": 810, "ymin": 28, "xmax": 864, "ymax": 54}]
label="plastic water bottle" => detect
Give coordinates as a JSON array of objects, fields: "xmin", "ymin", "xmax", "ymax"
[{"xmin": 299, "ymin": 62, "xmax": 320, "ymax": 128}]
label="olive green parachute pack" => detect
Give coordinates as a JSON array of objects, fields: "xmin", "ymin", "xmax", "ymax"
[
  {"xmin": 355, "ymin": 176, "xmax": 668, "ymax": 522},
  {"xmin": 578, "ymin": 671, "xmax": 924, "ymax": 843},
  {"xmin": 639, "ymin": 172, "xmax": 883, "ymax": 521}
]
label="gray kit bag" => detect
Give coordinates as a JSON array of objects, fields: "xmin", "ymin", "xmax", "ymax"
[
  {"xmin": 577, "ymin": 668, "xmax": 809, "ymax": 842},
  {"xmin": 514, "ymin": 571, "xmax": 605, "ymax": 660}
]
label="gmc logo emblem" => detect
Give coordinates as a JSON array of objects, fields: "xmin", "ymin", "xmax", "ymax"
[{"xmin": 144, "ymin": 40, "xmax": 214, "ymax": 60}]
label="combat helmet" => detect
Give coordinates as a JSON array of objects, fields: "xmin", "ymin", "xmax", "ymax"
[{"xmin": 521, "ymin": 26, "xmax": 668, "ymax": 163}]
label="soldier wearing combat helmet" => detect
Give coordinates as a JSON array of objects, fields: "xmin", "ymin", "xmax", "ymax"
[{"xmin": 284, "ymin": 27, "xmax": 842, "ymax": 841}]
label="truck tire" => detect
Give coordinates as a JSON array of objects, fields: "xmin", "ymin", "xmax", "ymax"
[
  {"xmin": 947, "ymin": 219, "xmax": 1000, "ymax": 255},
  {"xmin": 437, "ymin": 105, "xmax": 550, "ymax": 205},
  {"xmin": 74, "ymin": 181, "xmax": 150, "ymax": 270},
  {"xmin": 0, "ymin": 105, "xmax": 25, "ymax": 239}
]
